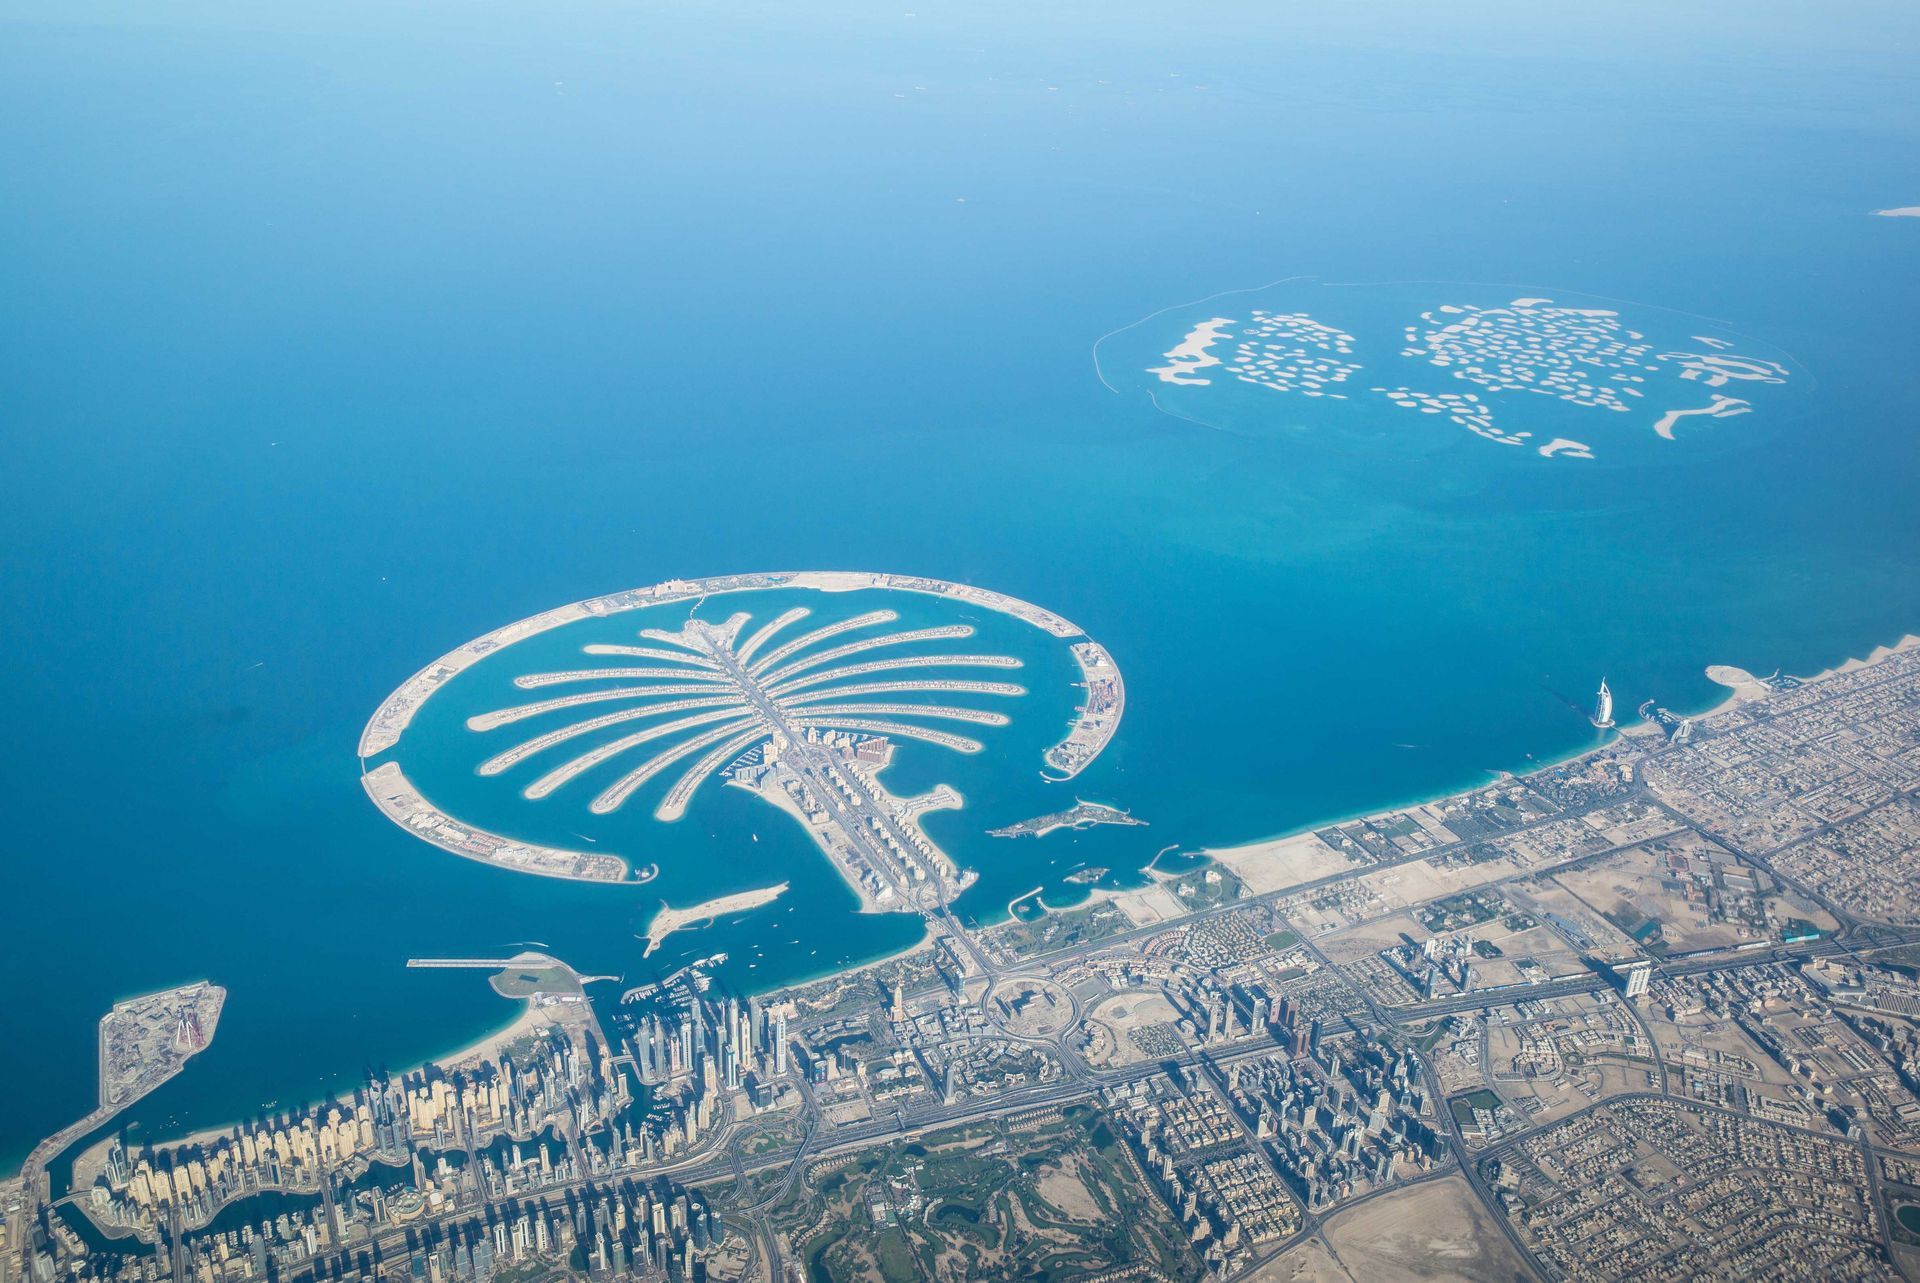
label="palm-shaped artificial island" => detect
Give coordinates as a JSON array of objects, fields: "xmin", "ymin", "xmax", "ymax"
[{"xmin": 359, "ymin": 571, "xmax": 1124, "ymax": 928}]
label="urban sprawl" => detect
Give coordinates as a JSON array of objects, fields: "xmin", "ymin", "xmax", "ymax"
[{"xmin": 8, "ymin": 636, "xmax": 1920, "ymax": 1282}]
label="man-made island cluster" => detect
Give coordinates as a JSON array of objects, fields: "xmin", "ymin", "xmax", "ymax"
[
  {"xmin": 1110, "ymin": 284, "xmax": 1804, "ymax": 464},
  {"xmin": 14, "ymin": 632, "xmax": 1920, "ymax": 1283},
  {"xmin": 357, "ymin": 572, "xmax": 1124, "ymax": 896}
]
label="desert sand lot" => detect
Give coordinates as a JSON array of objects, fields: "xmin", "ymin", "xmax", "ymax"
[
  {"xmin": 1249, "ymin": 1175, "xmax": 1532, "ymax": 1282},
  {"xmin": 1081, "ymin": 990, "xmax": 1184, "ymax": 1067},
  {"xmin": 1207, "ymin": 831, "xmax": 1358, "ymax": 894}
]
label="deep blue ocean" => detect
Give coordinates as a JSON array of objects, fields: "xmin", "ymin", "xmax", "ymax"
[{"xmin": 3, "ymin": 0, "xmax": 1918, "ymax": 1170}]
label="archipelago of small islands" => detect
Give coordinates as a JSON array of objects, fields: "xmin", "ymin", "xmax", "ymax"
[{"xmin": 1139, "ymin": 293, "xmax": 1797, "ymax": 461}]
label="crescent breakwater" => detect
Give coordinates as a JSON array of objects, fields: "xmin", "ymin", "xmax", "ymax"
[{"xmin": 362, "ymin": 760, "xmax": 635, "ymax": 883}]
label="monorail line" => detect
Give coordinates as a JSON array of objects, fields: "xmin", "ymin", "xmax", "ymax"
[
  {"xmin": 698, "ymin": 614, "xmax": 981, "ymax": 915},
  {"xmin": 470, "ymin": 600, "xmax": 1016, "ymax": 906}
]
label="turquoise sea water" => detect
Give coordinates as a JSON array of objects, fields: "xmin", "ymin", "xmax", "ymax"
[{"xmin": 3, "ymin": 0, "xmax": 1920, "ymax": 1170}]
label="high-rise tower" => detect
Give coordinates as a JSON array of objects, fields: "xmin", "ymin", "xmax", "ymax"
[{"xmin": 1590, "ymin": 678, "xmax": 1615, "ymax": 729}]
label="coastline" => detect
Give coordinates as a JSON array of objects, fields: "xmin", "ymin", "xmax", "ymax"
[
  {"xmin": 27, "ymin": 635, "xmax": 1920, "ymax": 1181},
  {"xmin": 1203, "ymin": 634, "xmax": 1920, "ymax": 877},
  {"xmin": 410, "ymin": 960, "xmax": 602, "ymax": 1072},
  {"xmin": 998, "ymin": 856, "xmax": 1188, "ymax": 926},
  {"xmin": 1678, "ymin": 634, "xmax": 1920, "ymax": 728},
  {"xmin": 59, "ymin": 965, "xmax": 584, "ymax": 1169}
]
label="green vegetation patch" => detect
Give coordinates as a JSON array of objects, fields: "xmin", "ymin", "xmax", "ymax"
[
  {"xmin": 1164, "ymin": 865, "xmax": 1245, "ymax": 910},
  {"xmin": 490, "ymin": 966, "xmax": 577, "ymax": 999},
  {"xmin": 1449, "ymin": 1088, "xmax": 1504, "ymax": 1125},
  {"xmin": 1604, "ymin": 904, "xmax": 1664, "ymax": 947},
  {"xmin": 775, "ymin": 1107, "xmax": 1205, "ymax": 1283},
  {"xmin": 1414, "ymin": 891, "xmax": 1501, "ymax": 934},
  {"xmin": 985, "ymin": 900, "xmax": 1131, "ymax": 959}
]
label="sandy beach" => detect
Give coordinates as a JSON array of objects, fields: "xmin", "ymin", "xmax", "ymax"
[
  {"xmin": 438, "ymin": 1000, "xmax": 556, "ymax": 1069},
  {"xmin": 1205, "ymin": 634, "xmax": 1920, "ymax": 898},
  {"xmin": 69, "ymin": 978, "xmax": 559, "ymax": 1169},
  {"xmin": 1694, "ymin": 633, "xmax": 1920, "ymax": 721}
]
